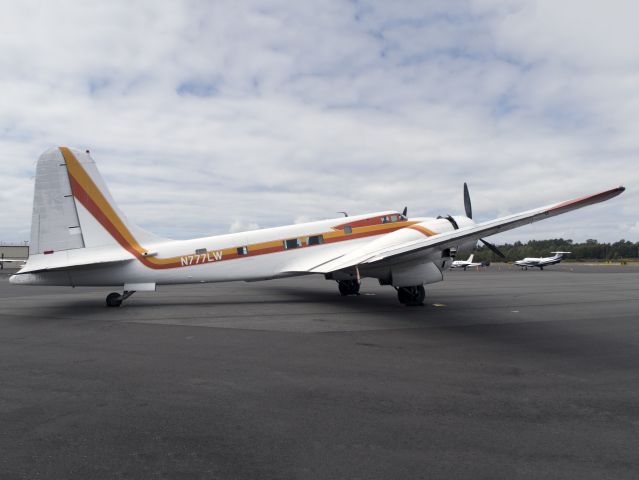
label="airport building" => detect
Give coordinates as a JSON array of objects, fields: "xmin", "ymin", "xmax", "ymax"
[{"xmin": 0, "ymin": 244, "xmax": 29, "ymax": 269}]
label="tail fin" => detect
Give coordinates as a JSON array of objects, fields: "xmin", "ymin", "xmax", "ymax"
[
  {"xmin": 30, "ymin": 147, "xmax": 164, "ymax": 255},
  {"xmin": 467, "ymin": 254, "xmax": 474, "ymax": 263}
]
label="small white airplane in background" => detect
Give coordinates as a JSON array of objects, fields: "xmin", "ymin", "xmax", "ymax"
[
  {"xmin": 451, "ymin": 254, "xmax": 485, "ymax": 270},
  {"xmin": 10, "ymin": 147, "xmax": 624, "ymax": 307},
  {"xmin": 515, "ymin": 251, "xmax": 572, "ymax": 270}
]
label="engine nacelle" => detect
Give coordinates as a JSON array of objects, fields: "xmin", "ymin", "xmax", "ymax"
[
  {"xmin": 390, "ymin": 261, "xmax": 443, "ymax": 287},
  {"xmin": 413, "ymin": 216, "xmax": 477, "ymax": 255}
]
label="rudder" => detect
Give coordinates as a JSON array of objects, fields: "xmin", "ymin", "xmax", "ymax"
[
  {"xmin": 29, "ymin": 147, "xmax": 164, "ymax": 257},
  {"xmin": 30, "ymin": 148, "xmax": 85, "ymax": 254}
]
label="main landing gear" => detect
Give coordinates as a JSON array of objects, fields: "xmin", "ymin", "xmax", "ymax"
[
  {"xmin": 106, "ymin": 290, "xmax": 136, "ymax": 307},
  {"xmin": 336, "ymin": 279, "xmax": 425, "ymax": 306},
  {"xmin": 337, "ymin": 279, "xmax": 360, "ymax": 296},
  {"xmin": 396, "ymin": 285, "xmax": 426, "ymax": 306}
]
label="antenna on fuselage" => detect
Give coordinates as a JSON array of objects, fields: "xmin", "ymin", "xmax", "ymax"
[{"xmin": 338, "ymin": 211, "xmax": 348, "ymax": 217}]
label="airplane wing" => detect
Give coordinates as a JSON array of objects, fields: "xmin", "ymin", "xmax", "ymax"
[
  {"xmin": 539, "ymin": 258, "xmax": 561, "ymax": 266},
  {"xmin": 308, "ymin": 186, "xmax": 625, "ymax": 274}
]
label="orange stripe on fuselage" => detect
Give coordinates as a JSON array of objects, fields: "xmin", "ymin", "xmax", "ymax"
[
  {"xmin": 60, "ymin": 147, "xmax": 421, "ymax": 270},
  {"xmin": 408, "ymin": 224, "xmax": 437, "ymax": 237}
]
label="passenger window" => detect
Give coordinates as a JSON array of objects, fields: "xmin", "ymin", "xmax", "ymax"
[
  {"xmin": 344, "ymin": 226, "xmax": 353, "ymax": 234},
  {"xmin": 391, "ymin": 215, "xmax": 398, "ymax": 222},
  {"xmin": 195, "ymin": 248, "xmax": 207, "ymax": 255},
  {"xmin": 237, "ymin": 246, "xmax": 248, "ymax": 255},
  {"xmin": 284, "ymin": 239, "xmax": 300, "ymax": 249},
  {"xmin": 308, "ymin": 235, "xmax": 324, "ymax": 246}
]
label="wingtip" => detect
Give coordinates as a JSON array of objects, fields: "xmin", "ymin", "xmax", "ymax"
[{"xmin": 610, "ymin": 185, "xmax": 626, "ymax": 197}]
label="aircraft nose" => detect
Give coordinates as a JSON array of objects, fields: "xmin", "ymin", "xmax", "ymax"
[{"xmin": 9, "ymin": 275, "xmax": 18, "ymax": 284}]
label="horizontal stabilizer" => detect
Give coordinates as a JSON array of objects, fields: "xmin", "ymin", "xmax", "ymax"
[{"xmin": 14, "ymin": 249, "xmax": 134, "ymax": 274}]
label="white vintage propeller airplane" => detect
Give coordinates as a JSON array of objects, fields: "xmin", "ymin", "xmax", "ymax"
[
  {"xmin": 515, "ymin": 251, "xmax": 572, "ymax": 270},
  {"xmin": 10, "ymin": 147, "xmax": 625, "ymax": 307}
]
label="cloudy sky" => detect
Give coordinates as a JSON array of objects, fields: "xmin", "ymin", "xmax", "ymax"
[{"xmin": 1, "ymin": 0, "xmax": 637, "ymax": 245}]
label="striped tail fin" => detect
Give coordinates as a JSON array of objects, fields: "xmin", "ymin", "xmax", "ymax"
[{"xmin": 30, "ymin": 147, "xmax": 164, "ymax": 256}]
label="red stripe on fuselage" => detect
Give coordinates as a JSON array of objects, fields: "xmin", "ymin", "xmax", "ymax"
[{"xmin": 69, "ymin": 171, "xmax": 411, "ymax": 269}]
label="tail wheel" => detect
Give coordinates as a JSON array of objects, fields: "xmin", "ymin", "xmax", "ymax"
[
  {"xmin": 397, "ymin": 285, "xmax": 425, "ymax": 306},
  {"xmin": 106, "ymin": 290, "xmax": 135, "ymax": 307},
  {"xmin": 106, "ymin": 292, "xmax": 123, "ymax": 307},
  {"xmin": 338, "ymin": 280, "xmax": 360, "ymax": 296}
]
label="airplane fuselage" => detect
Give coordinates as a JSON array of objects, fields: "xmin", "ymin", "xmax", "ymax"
[{"xmin": 12, "ymin": 212, "xmax": 477, "ymax": 288}]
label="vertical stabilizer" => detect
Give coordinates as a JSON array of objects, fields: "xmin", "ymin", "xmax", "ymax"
[
  {"xmin": 29, "ymin": 147, "xmax": 165, "ymax": 257},
  {"xmin": 467, "ymin": 254, "xmax": 474, "ymax": 263},
  {"xmin": 30, "ymin": 148, "xmax": 85, "ymax": 254}
]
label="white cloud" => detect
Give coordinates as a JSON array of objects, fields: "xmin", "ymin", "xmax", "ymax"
[
  {"xmin": 0, "ymin": 0, "xmax": 636, "ymax": 245},
  {"xmin": 229, "ymin": 219, "xmax": 260, "ymax": 234}
]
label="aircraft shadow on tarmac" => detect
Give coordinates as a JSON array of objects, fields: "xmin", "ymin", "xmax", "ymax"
[
  {"xmin": 9, "ymin": 282, "xmax": 637, "ymax": 371},
  {"xmin": 21, "ymin": 282, "xmax": 454, "ymax": 323}
]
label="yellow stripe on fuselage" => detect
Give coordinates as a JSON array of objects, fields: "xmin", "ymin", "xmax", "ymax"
[{"xmin": 60, "ymin": 146, "xmax": 426, "ymax": 269}]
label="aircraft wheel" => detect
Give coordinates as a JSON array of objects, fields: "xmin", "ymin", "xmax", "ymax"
[
  {"xmin": 397, "ymin": 285, "xmax": 425, "ymax": 306},
  {"xmin": 397, "ymin": 287, "xmax": 409, "ymax": 304},
  {"xmin": 106, "ymin": 292, "xmax": 123, "ymax": 307},
  {"xmin": 338, "ymin": 280, "xmax": 360, "ymax": 296}
]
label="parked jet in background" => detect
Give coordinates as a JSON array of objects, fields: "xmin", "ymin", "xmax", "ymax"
[
  {"xmin": 10, "ymin": 147, "xmax": 624, "ymax": 307},
  {"xmin": 515, "ymin": 252, "xmax": 571, "ymax": 270},
  {"xmin": 451, "ymin": 254, "xmax": 485, "ymax": 270}
]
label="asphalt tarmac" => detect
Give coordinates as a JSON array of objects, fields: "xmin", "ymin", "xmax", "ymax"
[{"xmin": 1, "ymin": 263, "xmax": 638, "ymax": 479}]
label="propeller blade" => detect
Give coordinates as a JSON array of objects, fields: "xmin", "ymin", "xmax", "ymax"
[
  {"xmin": 463, "ymin": 182, "xmax": 472, "ymax": 219},
  {"xmin": 402, "ymin": 206, "xmax": 408, "ymax": 217},
  {"xmin": 479, "ymin": 238, "xmax": 505, "ymax": 258}
]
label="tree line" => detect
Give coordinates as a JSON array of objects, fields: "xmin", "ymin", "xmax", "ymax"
[{"xmin": 471, "ymin": 239, "xmax": 639, "ymax": 262}]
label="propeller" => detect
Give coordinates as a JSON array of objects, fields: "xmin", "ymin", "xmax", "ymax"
[
  {"xmin": 463, "ymin": 182, "xmax": 472, "ymax": 219},
  {"xmin": 479, "ymin": 238, "xmax": 505, "ymax": 258},
  {"xmin": 464, "ymin": 182, "xmax": 506, "ymax": 259}
]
